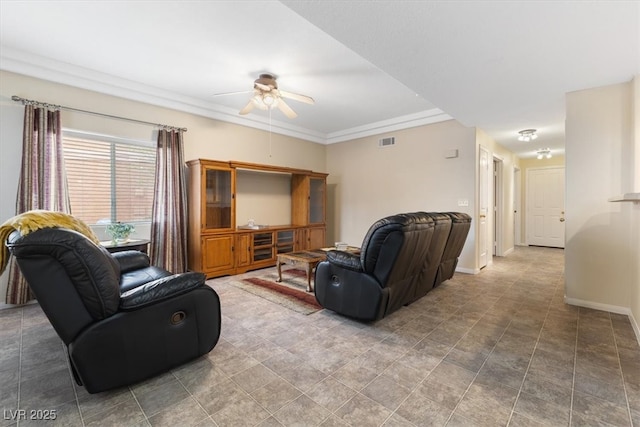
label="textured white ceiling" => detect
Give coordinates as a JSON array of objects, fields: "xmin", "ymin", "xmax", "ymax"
[{"xmin": 1, "ymin": 1, "xmax": 638, "ymax": 158}]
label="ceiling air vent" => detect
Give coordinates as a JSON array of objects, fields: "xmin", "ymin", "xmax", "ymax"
[{"xmin": 378, "ymin": 136, "xmax": 395, "ymax": 148}]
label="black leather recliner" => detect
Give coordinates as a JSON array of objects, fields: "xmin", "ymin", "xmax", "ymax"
[
  {"xmin": 6, "ymin": 227, "xmax": 221, "ymax": 393},
  {"xmin": 315, "ymin": 213, "xmax": 436, "ymax": 321},
  {"xmin": 411, "ymin": 212, "xmax": 452, "ymax": 302},
  {"xmin": 314, "ymin": 212, "xmax": 471, "ymax": 321}
]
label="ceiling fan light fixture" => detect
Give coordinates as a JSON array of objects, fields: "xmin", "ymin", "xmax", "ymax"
[
  {"xmin": 251, "ymin": 95, "xmax": 266, "ymax": 110},
  {"xmin": 237, "ymin": 73, "xmax": 313, "ymax": 119},
  {"xmin": 262, "ymin": 93, "xmax": 277, "ymax": 107},
  {"xmin": 251, "ymin": 93, "xmax": 279, "ymax": 110},
  {"xmin": 518, "ymin": 129, "xmax": 538, "ymax": 142}
]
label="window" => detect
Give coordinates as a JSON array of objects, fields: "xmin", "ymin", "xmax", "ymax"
[{"xmin": 62, "ymin": 131, "xmax": 156, "ymax": 226}]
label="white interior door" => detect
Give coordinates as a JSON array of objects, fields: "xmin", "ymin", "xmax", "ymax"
[
  {"xmin": 493, "ymin": 158, "xmax": 503, "ymax": 256},
  {"xmin": 478, "ymin": 146, "xmax": 490, "ymax": 268},
  {"xmin": 527, "ymin": 167, "xmax": 565, "ymax": 248}
]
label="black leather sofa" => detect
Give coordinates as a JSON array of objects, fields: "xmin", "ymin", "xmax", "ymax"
[
  {"xmin": 6, "ymin": 227, "xmax": 221, "ymax": 393},
  {"xmin": 314, "ymin": 212, "xmax": 471, "ymax": 321}
]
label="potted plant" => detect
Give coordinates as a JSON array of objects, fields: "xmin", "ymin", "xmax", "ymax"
[{"xmin": 106, "ymin": 222, "xmax": 135, "ymax": 244}]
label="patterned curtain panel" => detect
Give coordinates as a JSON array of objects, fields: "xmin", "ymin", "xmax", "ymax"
[
  {"xmin": 149, "ymin": 129, "xmax": 188, "ymax": 273},
  {"xmin": 6, "ymin": 105, "xmax": 70, "ymax": 304}
]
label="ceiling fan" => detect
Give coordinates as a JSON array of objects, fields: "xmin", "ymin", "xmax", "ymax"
[{"xmin": 214, "ymin": 73, "xmax": 314, "ymax": 119}]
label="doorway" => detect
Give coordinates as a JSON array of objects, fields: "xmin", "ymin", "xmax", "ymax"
[
  {"xmin": 526, "ymin": 166, "xmax": 566, "ymax": 248},
  {"xmin": 514, "ymin": 167, "xmax": 522, "ymax": 245},
  {"xmin": 493, "ymin": 157, "xmax": 504, "ymax": 256},
  {"xmin": 478, "ymin": 146, "xmax": 490, "ymax": 269}
]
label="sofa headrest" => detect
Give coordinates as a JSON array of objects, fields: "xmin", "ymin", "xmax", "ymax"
[
  {"xmin": 360, "ymin": 212, "xmax": 434, "ymax": 274},
  {"xmin": 443, "ymin": 212, "xmax": 472, "ymax": 223}
]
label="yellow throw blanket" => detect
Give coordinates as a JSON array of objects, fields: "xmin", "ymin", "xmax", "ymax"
[{"xmin": 0, "ymin": 210, "xmax": 100, "ymax": 276}]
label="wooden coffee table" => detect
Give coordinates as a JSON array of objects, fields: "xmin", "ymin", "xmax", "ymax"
[{"xmin": 276, "ymin": 250, "xmax": 327, "ymax": 292}]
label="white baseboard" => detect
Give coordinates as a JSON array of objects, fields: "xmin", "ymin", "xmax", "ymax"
[
  {"xmin": 630, "ymin": 311, "xmax": 640, "ymax": 346},
  {"xmin": 456, "ymin": 267, "xmax": 480, "ymax": 275},
  {"xmin": 0, "ymin": 300, "xmax": 37, "ymax": 310},
  {"xmin": 564, "ymin": 296, "xmax": 629, "ymax": 315},
  {"xmin": 564, "ymin": 296, "xmax": 640, "ymax": 346},
  {"xmin": 502, "ymin": 247, "xmax": 515, "ymax": 256}
]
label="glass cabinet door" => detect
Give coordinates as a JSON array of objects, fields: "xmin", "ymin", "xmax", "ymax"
[
  {"xmin": 252, "ymin": 232, "xmax": 274, "ymax": 262},
  {"xmin": 309, "ymin": 177, "xmax": 325, "ymax": 224},
  {"xmin": 205, "ymin": 168, "xmax": 233, "ymax": 230},
  {"xmin": 276, "ymin": 230, "xmax": 295, "ymax": 253}
]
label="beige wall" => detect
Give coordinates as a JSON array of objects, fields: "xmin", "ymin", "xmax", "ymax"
[
  {"xmin": 325, "ymin": 120, "xmax": 479, "ymax": 272},
  {"xmin": 0, "ymin": 71, "xmax": 326, "ymax": 305},
  {"xmin": 518, "ymin": 156, "xmax": 566, "ymax": 245},
  {"xmin": 565, "ymin": 79, "xmax": 639, "ymax": 337},
  {"xmin": 236, "ymin": 169, "xmax": 292, "ymax": 226}
]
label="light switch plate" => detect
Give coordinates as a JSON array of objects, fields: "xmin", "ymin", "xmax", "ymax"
[
  {"xmin": 445, "ymin": 149, "xmax": 459, "ymax": 159},
  {"xmin": 457, "ymin": 199, "xmax": 469, "ymax": 207}
]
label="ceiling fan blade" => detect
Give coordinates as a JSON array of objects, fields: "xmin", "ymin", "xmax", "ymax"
[
  {"xmin": 239, "ymin": 100, "xmax": 255, "ymax": 115},
  {"xmin": 212, "ymin": 90, "xmax": 252, "ymax": 97},
  {"xmin": 279, "ymin": 90, "xmax": 315, "ymax": 105},
  {"xmin": 255, "ymin": 82, "xmax": 273, "ymax": 92},
  {"xmin": 277, "ymin": 99, "xmax": 298, "ymax": 119}
]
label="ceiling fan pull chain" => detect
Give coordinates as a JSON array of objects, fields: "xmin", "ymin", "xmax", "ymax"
[{"xmin": 269, "ymin": 108, "xmax": 272, "ymax": 158}]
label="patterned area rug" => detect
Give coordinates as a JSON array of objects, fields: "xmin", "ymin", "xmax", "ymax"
[{"xmin": 230, "ymin": 268, "xmax": 323, "ymax": 315}]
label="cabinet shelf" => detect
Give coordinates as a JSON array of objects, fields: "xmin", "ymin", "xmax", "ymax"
[
  {"xmin": 276, "ymin": 230, "xmax": 295, "ymax": 254},
  {"xmin": 277, "ymin": 230, "xmax": 294, "ymax": 244},
  {"xmin": 253, "ymin": 232, "xmax": 273, "ymax": 247}
]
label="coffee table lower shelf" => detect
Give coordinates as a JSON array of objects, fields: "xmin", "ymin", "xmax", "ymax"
[{"xmin": 275, "ymin": 250, "xmax": 327, "ymax": 292}]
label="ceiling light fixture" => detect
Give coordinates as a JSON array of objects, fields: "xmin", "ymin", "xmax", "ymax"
[
  {"xmin": 518, "ymin": 129, "xmax": 538, "ymax": 142},
  {"xmin": 536, "ymin": 148, "xmax": 552, "ymax": 160},
  {"xmin": 252, "ymin": 92, "xmax": 279, "ymax": 110}
]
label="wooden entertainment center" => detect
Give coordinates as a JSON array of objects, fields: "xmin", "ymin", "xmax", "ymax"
[{"xmin": 187, "ymin": 159, "xmax": 327, "ymax": 278}]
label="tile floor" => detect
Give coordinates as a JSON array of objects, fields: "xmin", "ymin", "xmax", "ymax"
[{"xmin": 1, "ymin": 246, "xmax": 639, "ymax": 426}]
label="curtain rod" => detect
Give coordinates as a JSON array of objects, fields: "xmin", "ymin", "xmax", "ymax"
[{"xmin": 11, "ymin": 95, "xmax": 187, "ymax": 132}]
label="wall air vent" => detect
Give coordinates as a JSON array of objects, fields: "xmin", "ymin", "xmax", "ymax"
[{"xmin": 378, "ymin": 137, "xmax": 396, "ymax": 148}]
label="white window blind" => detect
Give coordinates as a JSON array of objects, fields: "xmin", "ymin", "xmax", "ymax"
[{"xmin": 62, "ymin": 133, "xmax": 156, "ymax": 226}]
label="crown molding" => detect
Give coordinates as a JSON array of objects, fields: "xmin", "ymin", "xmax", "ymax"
[
  {"xmin": 325, "ymin": 109, "xmax": 452, "ymax": 144},
  {"xmin": 1, "ymin": 47, "xmax": 451, "ymax": 145}
]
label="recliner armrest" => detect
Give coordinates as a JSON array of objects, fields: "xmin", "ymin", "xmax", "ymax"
[
  {"xmin": 119, "ymin": 272, "xmax": 206, "ymax": 310},
  {"xmin": 326, "ymin": 250, "xmax": 363, "ymax": 272},
  {"xmin": 112, "ymin": 250, "xmax": 150, "ymax": 273}
]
